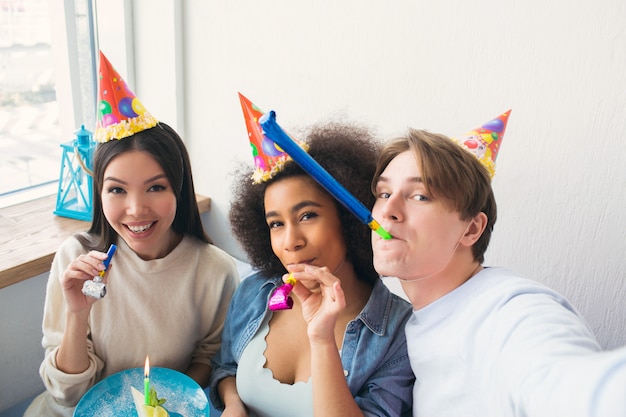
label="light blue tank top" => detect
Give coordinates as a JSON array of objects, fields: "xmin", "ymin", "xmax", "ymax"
[{"xmin": 236, "ymin": 313, "xmax": 313, "ymax": 417}]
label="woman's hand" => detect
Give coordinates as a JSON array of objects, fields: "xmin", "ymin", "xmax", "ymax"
[
  {"xmin": 56, "ymin": 249, "xmax": 110, "ymax": 374},
  {"xmin": 219, "ymin": 377, "xmax": 249, "ymax": 417},
  {"xmin": 287, "ymin": 264, "xmax": 346, "ymax": 344},
  {"xmin": 221, "ymin": 403, "xmax": 249, "ymax": 417},
  {"xmin": 287, "ymin": 265, "xmax": 365, "ymax": 417},
  {"xmin": 60, "ymin": 250, "xmax": 110, "ymax": 313}
]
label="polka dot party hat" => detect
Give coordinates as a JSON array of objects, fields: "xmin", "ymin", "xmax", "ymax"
[
  {"xmin": 94, "ymin": 51, "xmax": 158, "ymax": 143},
  {"xmin": 453, "ymin": 110, "xmax": 511, "ymax": 178},
  {"xmin": 238, "ymin": 93, "xmax": 308, "ymax": 184}
]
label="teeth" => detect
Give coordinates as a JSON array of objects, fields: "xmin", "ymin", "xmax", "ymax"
[{"xmin": 128, "ymin": 223, "xmax": 152, "ymax": 233}]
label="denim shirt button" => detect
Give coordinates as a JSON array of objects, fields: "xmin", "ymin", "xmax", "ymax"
[{"xmin": 343, "ymin": 369, "xmax": 349, "ymax": 376}]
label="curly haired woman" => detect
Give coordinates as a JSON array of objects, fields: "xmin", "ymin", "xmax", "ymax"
[{"xmin": 209, "ymin": 121, "xmax": 414, "ymax": 417}]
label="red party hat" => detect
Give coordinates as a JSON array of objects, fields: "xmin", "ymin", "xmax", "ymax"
[
  {"xmin": 94, "ymin": 51, "xmax": 158, "ymax": 142},
  {"xmin": 239, "ymin": 93, "xmax": 308, "ymax": 183},
  {"xmin": 453, "ymin": 110, "xmax": 511, "ymax": 178}
]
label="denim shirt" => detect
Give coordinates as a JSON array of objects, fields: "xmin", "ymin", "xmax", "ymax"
[{"xmin": 209, "ymin": 272, "xmax": 415, "ymax": 417}]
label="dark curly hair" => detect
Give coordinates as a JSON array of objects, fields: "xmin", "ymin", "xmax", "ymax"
[{"xmin": 229, "ymin": 121, "xmax": 381, "ymax": 286}]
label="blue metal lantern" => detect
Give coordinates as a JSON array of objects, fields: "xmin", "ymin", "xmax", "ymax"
[{"xmin": 53, "ymin": 125, "xmax": 95, "ymax": 221}]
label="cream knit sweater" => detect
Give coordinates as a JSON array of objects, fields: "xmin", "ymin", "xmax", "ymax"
[{"xmin": 35, "ymin": 234, "xmax": 239, "ymax": 409}]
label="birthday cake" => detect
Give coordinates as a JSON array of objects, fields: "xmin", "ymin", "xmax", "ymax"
[{"xmin": 131, "ymin": 386, "xmax": 170, "ymax": 417}]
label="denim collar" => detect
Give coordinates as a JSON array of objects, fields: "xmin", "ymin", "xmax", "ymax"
[{"xmin": 358, "ymin": 279, "xmax": 393, "ymax": 336}]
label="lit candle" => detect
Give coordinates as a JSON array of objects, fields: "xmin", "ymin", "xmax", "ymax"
[{"xmin": 144, "ymin": 356, "xmax": 150, "ymax": 405}]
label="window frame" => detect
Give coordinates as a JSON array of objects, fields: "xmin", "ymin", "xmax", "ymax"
[{"xmin": 0, "ymin": 0, "xmax": 98, "ymax": 208}]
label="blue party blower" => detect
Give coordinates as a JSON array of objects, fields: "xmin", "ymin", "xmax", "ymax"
[
  {"xmin": 259, "ymin": 110, "xmax": 391, "ymax": 240},
  {"xmin": 81, "ymin": 244, "xmax": 117, "ymax": 299}
]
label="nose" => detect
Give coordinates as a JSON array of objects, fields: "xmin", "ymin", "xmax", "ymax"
[
  {"xmin": 373, "ymin": 193, "xmax": 403, "ymax": 223},
  {"xmin": 126, "ymin": 193, "xmax": 148, "ymax": 216},
  {"xmin": 283, "ymin": 224, "xmax": 305, "ymax": 252}
]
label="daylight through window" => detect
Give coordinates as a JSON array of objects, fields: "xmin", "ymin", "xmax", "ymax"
[
  {"xmin": 0, "ymin": 0, "xmax": 97, "ymax": 207},
  {"xmin": 0, "ymin": 0, "xmax": 59, "ymax": 197}
]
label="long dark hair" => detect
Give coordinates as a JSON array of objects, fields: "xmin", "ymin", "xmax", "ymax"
[{"xmin": 77, "ymin": 122, "xmax": 210, "ymax": 251}]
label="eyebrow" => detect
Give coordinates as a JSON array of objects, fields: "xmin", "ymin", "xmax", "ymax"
[
  {"xmin": 265, "ymin": 200, "xmax": 323, "ymax": 219},
  {"xmin": 103, "ymin": 173, "xmax": 168, "ymax": 185},
  {"xmin": 377, "ymin": 175, "xmax": 424, "ymax": 184}
]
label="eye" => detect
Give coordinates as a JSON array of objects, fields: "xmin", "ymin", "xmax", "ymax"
[
  {"xmin": 267, "ymin": 220, "xmax": 283, "ymax": 229},
  {"xmin": 375, "ymin": 189, "xmax": 391, "ymax": 199},
  {"xmin": 148, "ymin": 184, "xmax": 167, "ymax": 192},
  {"xmin": 107, "ymin": 186, "xmax": 125, "ymax": 194},
  {"xmin": 411, "ymin": 193, "xmax": 429, "ymax": 202},
  {"xmin": 300, "ymin": 211, "xmax": 319, "ymax": 222}
]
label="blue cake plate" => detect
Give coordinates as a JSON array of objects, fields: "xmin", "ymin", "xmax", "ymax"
[{"xmin": 74, "ymin": 367, "xmax": 209, "ymax": 417}]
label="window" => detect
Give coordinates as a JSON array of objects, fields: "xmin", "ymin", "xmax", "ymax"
[{"xmin": 0, "ymin": 0, "xmax": 97, "ymax": 207}]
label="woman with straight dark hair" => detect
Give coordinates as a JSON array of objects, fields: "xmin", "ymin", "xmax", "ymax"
[{"xmin": 25, "ymin": 52, "xmax": 238, "ymax": 417}]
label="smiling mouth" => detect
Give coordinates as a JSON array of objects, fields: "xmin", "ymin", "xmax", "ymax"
[{"xmin": 126, "ymin": 222, "xmax": 155, "ymax": 234}]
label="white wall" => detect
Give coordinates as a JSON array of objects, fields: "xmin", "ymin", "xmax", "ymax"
[{"xmin": 122, "ymin": 0, "xmax": 625, "ymax": 350}]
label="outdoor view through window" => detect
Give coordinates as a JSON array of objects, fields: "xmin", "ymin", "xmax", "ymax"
[{"xmin": 0, "ymin": 0, "xmax": 59, "ymax": 199}]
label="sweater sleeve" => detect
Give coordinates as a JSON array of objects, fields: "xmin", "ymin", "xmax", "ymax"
[
  {"xmin": 189, "ymin": 244, "xmax": 240, "ymax": 367},
  {"xmin": 38, "ymin": 237, "xmax": 105, "ymax": 407}
]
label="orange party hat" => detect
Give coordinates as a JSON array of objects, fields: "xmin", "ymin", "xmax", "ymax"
[
  {"xmin": 453, "ymin": 110, "xmax": 511, "ymax": 178},
  {"xmin": 94, "ymin": 51, "xmax": 158, "ymax": 142},
  {"xmin": 239, "ymin": 93, "xmax": 308, "ymax": 183}
]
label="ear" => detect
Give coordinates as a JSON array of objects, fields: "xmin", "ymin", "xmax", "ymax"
[{"xmin": 460, "ymin": 212, "xmax": 488, "ymax": 247}]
